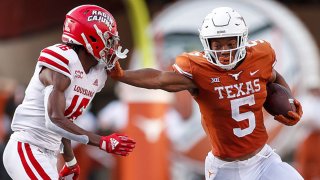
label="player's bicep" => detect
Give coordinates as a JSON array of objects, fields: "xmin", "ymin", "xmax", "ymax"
[
  {"xmin": 48, "ymin": 86, "xmax": 67, "ymax": 120},
  {"xmin": 162, "ymin": 54, "xmax": 196, "ymax": 92},
  {"xmin": 41, "ymin": 69, "xmax": 71, "ymax": 120}
]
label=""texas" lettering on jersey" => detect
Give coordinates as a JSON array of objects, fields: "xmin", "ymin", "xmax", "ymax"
[{"xmin": 214, "ymin": 79, "xmax": 261, "ymax": 99}]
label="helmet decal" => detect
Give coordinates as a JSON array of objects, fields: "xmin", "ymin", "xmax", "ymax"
[{"xmin": 87, "ymin": 10, "xmax": 114, "ymax": 30}]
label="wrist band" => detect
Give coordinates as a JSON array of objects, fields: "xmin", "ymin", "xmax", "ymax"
[{"xmin": 66, "ymin": 157, "xmax": 77, "ymax": 167}]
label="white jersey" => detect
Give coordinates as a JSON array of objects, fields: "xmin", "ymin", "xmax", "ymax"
[{"xmin": 11, "ymin": 44, "xmax": 107, "ymax": 151}]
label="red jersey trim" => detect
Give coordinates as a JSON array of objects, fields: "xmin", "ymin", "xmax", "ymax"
[
  {"xmin": 38, "ymin": 56, "xmax": 71, "ymax": 76},
  {"xmin": 41, "ymin": 48, "xmax": 69, "ymax": 65}
]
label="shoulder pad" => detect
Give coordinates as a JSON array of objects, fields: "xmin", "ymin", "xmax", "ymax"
[
  {"xmin": 38, "ymin": 44, "xmax": 77, "ymax": 79},
  {"xmin": 172, "ymin": 53, "xmax": 193, "ymax": 79}
]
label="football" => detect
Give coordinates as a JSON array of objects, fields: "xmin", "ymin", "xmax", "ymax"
[{"xmin": 263, "ymin": 83, "xmax": 296, "ymax": 118}]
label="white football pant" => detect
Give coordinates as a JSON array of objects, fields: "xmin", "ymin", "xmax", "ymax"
[
  {"xmin": 205, "ymin": 144, "xmax": 303, "ymax": 180},
  {"xmin": 3, "ymin": 137, "xmax": 58, "ymax": 179}
]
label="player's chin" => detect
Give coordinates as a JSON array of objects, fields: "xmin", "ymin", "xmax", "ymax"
[
  {"xmin": 218, "ymin": 57, "xmax": 234, "ymax": 65},
  {"xmin": 218, "ymin": 59, "xmax": 230, "ymax": 65}
]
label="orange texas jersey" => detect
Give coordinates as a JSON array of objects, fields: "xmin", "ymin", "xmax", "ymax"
[{"xmin": 172, "ymin": 40, "xmax": 276, "ymax": 159}]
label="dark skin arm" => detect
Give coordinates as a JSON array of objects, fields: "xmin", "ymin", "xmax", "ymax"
[
  {"xmin": 61, "ymin": 138, "xmax": 74, "ymax": 162},
  {"xmin": 39, "ymin": 68, "xmax": 101, "ymax": 146},
  {"xmin": 269, "ymin": 69, "xmax": 290, "ymax": 89},
  {"xmin": 113, "ymin": 63, "xmax": 197, "ymax": 92},
  {"xmin": 110, "ymin": 62, "xmax": 196, "ymax": 118}
]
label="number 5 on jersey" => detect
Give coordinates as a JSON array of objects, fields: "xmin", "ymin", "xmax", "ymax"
[{"xmin": 231, "ymin": 95, "xmax": 256, "ymax": 137}]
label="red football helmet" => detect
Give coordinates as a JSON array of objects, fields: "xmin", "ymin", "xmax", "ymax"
[{"xmin": 62, "ymin": 4, "xmax": 128, "ymax": 70}]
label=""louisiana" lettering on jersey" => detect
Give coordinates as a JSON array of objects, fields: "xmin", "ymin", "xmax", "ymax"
[{"xmin": 73, "ymin": 85, "xmax": 94, "ymax": 97}]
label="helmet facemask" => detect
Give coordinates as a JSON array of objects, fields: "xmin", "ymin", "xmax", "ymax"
[
  {"xmin": 199, "ymin": 7, "xmax": 248, "ymax": 70},
  {"xmin": 203, "ymin": 35, "xmax": 247, "ymax": 70},
  {"xmin": 103, "ymin": 35, "xmax": 122, "ymax": 70},
  {"xmin": 81, "ymin": 24, "xmax": 128, "ymax": 70}
]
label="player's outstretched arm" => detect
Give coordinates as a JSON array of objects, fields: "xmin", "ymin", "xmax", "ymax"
[
  {"xmin": 39, "ymin": 68, "xmax": 136, "ymax": 156},
  {"xmin": 108, "ymin": 61, "xmax": 196, "ymax": 92}
]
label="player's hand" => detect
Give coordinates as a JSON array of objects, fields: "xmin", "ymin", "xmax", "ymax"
[
  {"xmin": 99, "ymin": 133, "xmax": 136, "ymax": 156},
  {"xmin": 107, "ymin": 61, "xmax": 124, "ymax": 79},
  {"xmin": 59, "ymin": 164, "xmax": 80, "ymax": 180},
  {"xmin": 274, "ymin": 99, "xmax": 303, "ymax": 126}
]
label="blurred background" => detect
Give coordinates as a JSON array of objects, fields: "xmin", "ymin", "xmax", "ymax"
[{"xmin": 0, "ymin": 0, "xmax": 320, "ymax": 179}]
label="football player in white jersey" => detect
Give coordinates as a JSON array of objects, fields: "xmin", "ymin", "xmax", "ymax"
[{"xmin": 2, "ymin": 5, "xmax": 135, "ymax": 180}]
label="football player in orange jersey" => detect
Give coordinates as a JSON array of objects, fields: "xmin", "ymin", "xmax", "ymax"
[{"xmin": 109, "ymin": 7, "xmax": 303, "ymax": 180}]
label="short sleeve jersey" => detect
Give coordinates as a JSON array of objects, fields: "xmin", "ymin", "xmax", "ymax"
[
  {"xmin": 11, "ymin": 44, "xmax": 107, "ymax": 151},
  {"xmin": 172, "ymin": 40, "xmax": 276, "ymax": 159}
]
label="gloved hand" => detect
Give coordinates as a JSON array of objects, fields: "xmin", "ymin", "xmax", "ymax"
[
  {"xmin": 274, "ymin": 99, "xmax": 303, "ymax": 126},
  {"xmin": 99, "ymin": 133, "xmax": 136, "ymax": 156},
  {"xmin": 59, "ymin": 164, "xmax": 80, "ymax": 180},
  {"xmin": 107, "ymin": 61, "xmax": 124, "ymax": 79}
]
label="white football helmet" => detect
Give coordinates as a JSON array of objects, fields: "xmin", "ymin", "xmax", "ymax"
[{"xmin": 199, "ymin": 7, "xmax": 248, "ymax": 70}]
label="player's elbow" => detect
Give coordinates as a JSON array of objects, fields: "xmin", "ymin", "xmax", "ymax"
[
  {"xmin": 45, "ymin": 120, "xmax": 55, "ymax": 132},
  {"xmin": 45, "ymin": 115, "xmax": 65, "ymax": 134},
  {"xmin": 47, "ymin": 113, "xmax": 64, "ymax": 127}
]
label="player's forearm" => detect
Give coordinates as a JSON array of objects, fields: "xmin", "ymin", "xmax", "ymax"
[
  {"xmin": 119, "ymin": 68, "xmax": 163, "ymax": 89},
  {"xmin": 61, "ymin": 138, "xmax": 74, "ymax": 162},
  {"xmin": 119, "ymin": 69, "xmax": 195, "ymax": 92},
  {"xmin": 50, "ymin": 117, "xmax": 101, "ymax": 146}
]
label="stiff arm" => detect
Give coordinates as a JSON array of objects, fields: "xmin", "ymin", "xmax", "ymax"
[{"xmin": 118, "ymin": 68, "xmax": 196, "ymax": 92}]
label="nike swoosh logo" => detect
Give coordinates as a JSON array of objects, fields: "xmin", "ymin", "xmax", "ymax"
[{"xmin": 250, "ymin": 70, "xmax": 259, "ymax": 76}]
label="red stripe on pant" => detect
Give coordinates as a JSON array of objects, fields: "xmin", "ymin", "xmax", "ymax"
[
  {"xmin": 18, "ymin": 142, "xmax": 37, "ymax": 179},
  {"xmin": 17, "ymin": 142, "xmax": 51, "ymax": 180}
]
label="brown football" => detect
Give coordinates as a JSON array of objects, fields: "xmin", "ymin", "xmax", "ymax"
[{"xmin": 263, "ymin": 83, "xmax": 296, "ymax": 118}]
